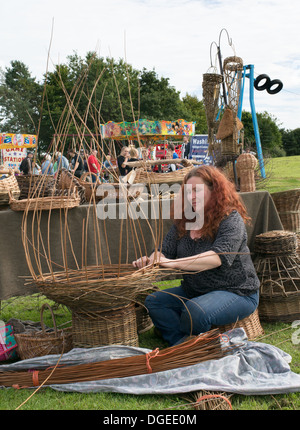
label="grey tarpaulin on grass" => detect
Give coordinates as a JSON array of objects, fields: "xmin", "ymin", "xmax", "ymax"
[{"xmin": 1, "ymin": 329, "xmax": 300, "ymax": 395}]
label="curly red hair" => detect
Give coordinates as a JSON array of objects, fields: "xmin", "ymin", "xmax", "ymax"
[{"xmin": 172, "ymin": 165, "xmax": 251, "ymax": 240}]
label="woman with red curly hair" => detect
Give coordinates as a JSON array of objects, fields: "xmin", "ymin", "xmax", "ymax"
[{"xmin": 133, "ymin": 165, "xmax": 260, "ymax": 346}]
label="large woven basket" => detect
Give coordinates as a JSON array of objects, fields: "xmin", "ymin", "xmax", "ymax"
[
  {"xmin": 254, "ymin": 231, "xmax": 300, "ymax": 322},
  {"xmin": 271, "ymin": 188, "xmax": 300, "ymax": 232},
  {"xmin": 14, "ymin": 303, "xmax": 73, "ymax": 360},
  {"xmin": 217, "ymin": 309, "xmax": 264, "ymax": 340},
  {"xmin": 134, "ymin": 165, "xmax": 194, "ymax": 185},
  {"xmin": 71, "ymin": 304, "xmax": 139, "ymax": 348},
  {"xmin": 16, "ymin": 174, "xmax": 55, "ymax": 199},
  {"xmin": 9, "ymin": 189, "xmax": 81, "ymax": 211},
  {"xmin": 0, "ymin": 169, "xmax": 20, "ymax": 205}
]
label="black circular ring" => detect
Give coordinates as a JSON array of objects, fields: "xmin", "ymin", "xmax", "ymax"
[
  {"xmin": 266, "ymin": 79, "xmax": 283, "ymax": 94},
  {"xmin": 254, "ymin": 74, "xmax": 271, "ymax": 91}
]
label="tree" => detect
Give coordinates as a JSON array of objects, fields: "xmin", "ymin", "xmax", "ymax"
[
  {"xmin": 281, "ymin": 128, "xmax": 300, "ymax": 156},
  {"xmin": 138, "ymin": 69, "xmax": 188, "ymax": 120},
  {"xmin": 241, "ymin": 110, "xmax": 285, "ymax": 157},
  {"xmin": 182, "ymin": 94, "xmax": 207, "ymax": 134},
  {"xmin": 0, "ymin": 61, "xmax": 42, "ymax": 135}
]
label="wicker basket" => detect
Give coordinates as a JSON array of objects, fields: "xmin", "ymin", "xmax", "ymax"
[
  {"xmin": 16, "ymin": 174, "xmax": 55, "ymax": 199},
  {"xmin": 271, "ymin": 188, "xmax": 300, "ymax": 232},
  {"xmin": 14, "ymin": 303, "xmax": 73, "ymax": 360},
  {"xmin": 134, "ymin": 165, "xmax": 194, "ymax": 185},
  {"xmin": 135, "ymin": 303, "xmax": 153, "ymax": 334},
  {"xmin": 56, "ymin": 168, "xmax": 86, "ymax": 205},
  {"xmin": 78, "ymin": 172, "xmax": 101, "ymax": 202},
  {"xmin": 254, "ymin": 231, "xmax": 300, "ymax": 322},
  {"xmin": 254, "ymin": 230, "xmax": 297, "ymax": 255},
  {"xmin": 71, "ymin": 304, "xmax": 139, "ymax": 348},
  {"xmin": 9, "ymin": 190, "xmax": 81, "ymax": 211},
  {"xmin": 217, "ymin": 309, "xmax": 264, "ymax": 340},
  {"xmin": 0, "ymin": 169, "xmax": 20, "ymax": 205}
]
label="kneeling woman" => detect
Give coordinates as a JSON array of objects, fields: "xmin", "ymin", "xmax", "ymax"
[{"xmin": 132, "ymin": 165, "xmax": 260, "ymax": 346}]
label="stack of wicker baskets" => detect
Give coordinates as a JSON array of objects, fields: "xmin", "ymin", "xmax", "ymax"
[
  {"xmin": 34, "ymin": 265, "xmax": 157, "ymax": 348},
  {"xmin": 271, "ymin": 188, "xmax": 300, "ymax": 257},
  {"xmin": 0, "ymin": 169, "xmax": 20, "ymax": 205},
  {"xmin": 254, "ymin": 230, "xmax": 300, "ymax": 322}
]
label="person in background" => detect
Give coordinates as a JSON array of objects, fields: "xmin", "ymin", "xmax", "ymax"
[
  {"xmin": 68, "ymin": 149, "xmax": 84, "ymax": 178},
  {"xmin": 133, "ymin": 165, "xmax": 259, "ymax": 346},
  {"xmin": 183, "ymin": 136, "xmax": 191, "ymax": 159},
  {"xmin": 55, "ymin": 151, "xmax": 69, "ymax": 172},
  {"xmin": 41, "ymin": 154, "xmax": 54, "ymax": 175},
  {"xmin": 117, "ymin": 146, "xmax": 131, "ymax": 177},
  {"xmin": 167, "ymin": 143, "xmax": 179, "ymax": 172},
  {"xmin": 102, "ymin": 154, "xmax": 114, "ymax": 181},
  {"xmin": 87, "ymin": 149, "xmax": 101, "ymax": 183},
  {"xmin": 32, "ymin": 160, "xmax": 41, "ymax": 175},
  {"xmin": 19, "ymin": 152, "xmax": 33, "ymax": 175},
  {"xmin": 129, "ymin": 147, "xmax": 140, "ymax": 162},
  {"xmin": 80, "ymin": 149, "xmax": 89, "ymax": 173}
]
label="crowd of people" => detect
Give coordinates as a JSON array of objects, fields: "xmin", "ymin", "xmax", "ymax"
[{"xmin": 15, "ymin": 138, "xmax": 191, "ymax": 182}]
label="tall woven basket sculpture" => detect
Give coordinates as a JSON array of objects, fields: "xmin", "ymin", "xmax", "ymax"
[
  {"xmin": 236, "ymin": 153, "xmax": 258, "ymax": 192},
  {"xmin": 202, "ymin": 72, "xmax": 223, "ymax": 158},
  {"xmin": 254, "ymin": 230, "xmax": 300, "ymax": 322},
  {"xmin": 217, "ymin": 56, "xmax": 244, "ymax": 157}
]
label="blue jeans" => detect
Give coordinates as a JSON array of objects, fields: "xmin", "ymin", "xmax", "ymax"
[{"xmin": 145, "ymin": 286, "xmax": 259, "ymax": 346}]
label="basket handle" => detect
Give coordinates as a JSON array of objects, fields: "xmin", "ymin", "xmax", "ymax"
[{"xmin": 40, "ymin": 303, "xmax": 58, "ymax": 336}]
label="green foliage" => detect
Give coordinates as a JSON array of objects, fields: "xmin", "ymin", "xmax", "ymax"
[
  {"xmin": 242, "ymin": 110, "xmax": 285, "ymax": 157},
  {"xmin": 182, "ymin": 93, "xmax": 207, "ymax": 134},
  {"xmin": 0, "ymin": 61, "xmax": 42, "ymax": 135},
  {"xmin": 281, "ymin": 128, "xmax": 300, "ymax": 156},
  {"xmin": 0, "ymin": 53, "xmax": 297, "ymax": 160}
]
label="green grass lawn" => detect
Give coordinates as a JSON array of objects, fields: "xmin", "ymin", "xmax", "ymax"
[
  {"xmin": 0, "ymin": 284, "xmax": 299, "ymax": 411},
  {"xmin": 0, "ymin": 155, "xmax": 299, "ymax": 411},
  {"xmin": 258, "ymin": 155, "xmax": 300, "ymax": 193}
]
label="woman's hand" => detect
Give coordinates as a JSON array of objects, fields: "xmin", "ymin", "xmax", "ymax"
[
  {"xmin": 132, "ymin": 252, "xmax": 173, "ymax": 269},
  {"xmin": 132, "ymin": 256, "xmax": 150, "ymax": 269}
]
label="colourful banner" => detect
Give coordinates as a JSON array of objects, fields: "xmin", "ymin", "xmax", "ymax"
[
  {"xmin": 0, "ymin": 133, "xmax": 37, "ymax": 149},
  {"xmin": 101, "ymin": 119, "xmax": 195, "ymax": 140},
  {"xmin": 1, "ymin": 148, "xmax": 27, "ymax": 170}
]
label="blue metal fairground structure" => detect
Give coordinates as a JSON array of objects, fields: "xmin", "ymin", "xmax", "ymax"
[{"xmin": 237, "ymin": 65, "xmax": 266, "ymax": 179}]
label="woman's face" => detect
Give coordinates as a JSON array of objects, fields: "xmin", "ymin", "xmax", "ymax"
[{"xmin": 185, "ymin": 176, "xmax": 212, "ymax": 212}]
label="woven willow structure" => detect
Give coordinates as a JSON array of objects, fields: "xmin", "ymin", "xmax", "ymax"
[
  {"xmin": 218, "ymin": 56, "xmax": 244, "ymax": 156},
  {"xmin": 254, "ymin": 231, "xmax": 300, "ymax": 322},
  {"xmin": 202, "ymin": 72, "xmax": 223, "ymax": 157},
  {"xmin": 236, "ymin": 153, "xmax": 258, "ymax": 192}
]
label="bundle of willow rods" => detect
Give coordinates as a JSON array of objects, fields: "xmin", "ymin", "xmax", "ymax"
[{"xmin": 0, "ymin": 329, "xmax": 229, "ymax": 388}]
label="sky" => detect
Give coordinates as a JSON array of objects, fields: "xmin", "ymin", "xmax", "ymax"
[{"xmin": 1, "ymin": 0, "xmax": 300, "ymax": 131}]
